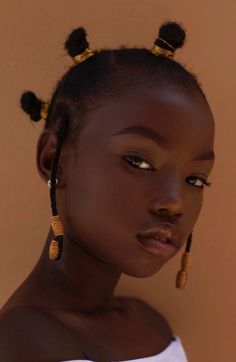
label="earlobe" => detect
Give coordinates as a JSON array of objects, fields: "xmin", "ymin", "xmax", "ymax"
[{"xmin": 36, "ymin": 129, "xmax": 59, "ymax": 184}]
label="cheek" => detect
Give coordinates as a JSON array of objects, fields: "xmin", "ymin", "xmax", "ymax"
[
  {"xmin": 183, "ymin": 192, "xmax": 204, "ymax": 239},
  {"xmin": 67, "ymin": 150, "xmax": 144, "ymax": 226},
  {"xmin": 63, "ymin": 161, "xmax": 140, "ymax": 257},
  {"xmin": 60, "ymin": 159, "xmax": 169, "ymax": 277}
]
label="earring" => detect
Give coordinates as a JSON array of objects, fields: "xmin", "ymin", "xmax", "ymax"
[
  {"xmin": 176, "ymin": 233, "xmax": 192, "ymax": 290},
  {"xmin": 47, "ymin": 178, "xmax": 58, "ymax": 188}
]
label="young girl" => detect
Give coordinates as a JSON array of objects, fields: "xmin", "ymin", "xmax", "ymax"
[{"xmin": 0, "ymin": 21, "xmax": 215, "ymax": 362}]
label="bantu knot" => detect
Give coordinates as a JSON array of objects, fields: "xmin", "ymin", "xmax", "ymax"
[
  {"xmin": 158, "ymin": 21, "xmax": 186, "ymax": 50},
  {"xmin": 20, "ymin": 91, "xmax": 43, "ymax": 122},
  {"xmin": 64, "ymin": 27, "xmax": 89, "ymax": 58}
]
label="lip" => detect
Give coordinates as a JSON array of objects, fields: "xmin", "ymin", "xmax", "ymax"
[{"xmin": 136, "ymin": 222, "xmax": 180, "ymax": 257}]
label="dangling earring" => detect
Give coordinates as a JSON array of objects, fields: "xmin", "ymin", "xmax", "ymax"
[
  {"xmin": 47, "ymin": 177, "xmax": 64, "ymax": 261},
  {"xmin": 176, "ymin": 233, "xmax": 192, "ymax": 290}
]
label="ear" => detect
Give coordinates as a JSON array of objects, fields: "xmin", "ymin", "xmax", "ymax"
[{"xmin": 36, "ymin": 129, "xmax": 63, "ymax": 185}]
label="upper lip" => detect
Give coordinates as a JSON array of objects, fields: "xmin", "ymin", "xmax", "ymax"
[{"xmin": 137, "ymin": 222, "xmax": 181, "ymax": 249}]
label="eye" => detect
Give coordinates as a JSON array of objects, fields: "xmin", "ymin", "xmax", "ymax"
[
  {"xmin": 123, "ymin": 154, "xmax": 155, "ymax": 170},
  {"xmin": 187, "ymin": 176, "xmax": 212, "ymax": 189}
]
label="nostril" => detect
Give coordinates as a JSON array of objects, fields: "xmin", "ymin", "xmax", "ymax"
[
  {"xmin": 157, "ymin": 209, "xmax": 182, "ymax": 219},
  {"xmin": 158, "ymin": 208, "xmax": 168, "ymax": 213},
  {"xmin": 157, "ymin": 209, "xmax": 170, "ymax": 217},
  {"xmin": 174, "ymin": 213, "xmax": 182, "ymax": 218}
]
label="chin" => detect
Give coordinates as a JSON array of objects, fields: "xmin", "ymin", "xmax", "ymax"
[{"xmin": 121, "ymin": 259, "xmax": 168, "ymax": 278}]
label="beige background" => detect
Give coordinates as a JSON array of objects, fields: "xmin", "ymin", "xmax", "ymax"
[{"xmin": 0, "ymin": 1, "xmax": 235, "ymax": 361}]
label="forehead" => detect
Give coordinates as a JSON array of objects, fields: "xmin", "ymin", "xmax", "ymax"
[{"xmin": 77, "ymin": 86, "xmax": 215, "ymax": 155}]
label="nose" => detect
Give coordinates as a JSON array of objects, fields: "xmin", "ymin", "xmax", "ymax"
[{"xmin": 148, "ymin": 175, "xmax": 184, "ymax": 219}]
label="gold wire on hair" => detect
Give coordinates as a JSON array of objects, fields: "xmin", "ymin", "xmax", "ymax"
[
  {"xmin": 158, "ymin": 37, "xmax": 175, "ymax": 51},
  {"xmin": 40, "ymin": 101, "xmax": 49, "ymax": 120},
  {"xmin": 51, "ymin": 215, "xmax": 64, "ymax": 236},
  {"xmin": 151, "ymin": 44, "xmax": 175, "ymax": 59},
  {"xmin": 49, "ymin": 239, "xmax": 60, "ymax": 261},
  {"xmin": 49, "ymin": 215, "xmax": 64, "ymax": 261},
  {"xmin": 72, "ymin": 47, "xmax": 95, "ymax": 64}
]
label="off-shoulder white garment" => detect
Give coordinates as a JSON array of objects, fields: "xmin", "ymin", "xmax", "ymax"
[{"xmin": 60, "ymin": 335, "xmax": 188, "ymax": 362}]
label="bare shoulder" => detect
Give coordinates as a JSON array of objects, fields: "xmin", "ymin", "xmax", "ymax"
[
  {"xmin": 0, "ymin": 305, "xmax": 84, "ymax": 362},
  {"xmin": 118, "ymin": 296, "xmax": 174, "ymax": 339}
]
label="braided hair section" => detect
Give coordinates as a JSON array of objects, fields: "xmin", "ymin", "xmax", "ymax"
[
  {"xmin": 156, "ymin": 21, "xmax": 186, "ymax": 50},
  {"xmin": 20, "ymin": 91, "xmax": 45, "ymax": 122}
]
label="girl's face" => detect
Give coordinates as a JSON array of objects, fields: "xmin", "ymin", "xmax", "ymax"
[{"xmin": 58, "ymin": 86, "xmax": 215, "ymax": 277}]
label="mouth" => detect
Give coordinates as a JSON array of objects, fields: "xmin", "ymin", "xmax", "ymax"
[{"xmin": 136, "ymin": 222, "xmax": 180, "ymax": 258}]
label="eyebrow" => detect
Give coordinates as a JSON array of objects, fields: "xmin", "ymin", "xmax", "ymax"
[
  {"xmin": 113, "ymin": 126, "xmax": 170, "ymax": 149},
  {"xmin": 112, "ymin": 125, "xmax": 215, "ymax": 161}
]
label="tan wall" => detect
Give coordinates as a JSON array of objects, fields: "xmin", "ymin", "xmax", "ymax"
[{"xmin": 0, "ymin": 1, "xmax": 235, "ymax": 361}]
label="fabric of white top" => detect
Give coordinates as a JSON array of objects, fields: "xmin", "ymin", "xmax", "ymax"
[{"xmin": 60, "ymin": 335, "xmax": 188, "ymax": 362}]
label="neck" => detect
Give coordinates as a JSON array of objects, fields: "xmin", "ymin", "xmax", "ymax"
[{"xmin": 32, "ymin": 229, "xmax": 122, "ymax": 313}]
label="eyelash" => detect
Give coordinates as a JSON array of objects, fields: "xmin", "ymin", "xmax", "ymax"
[{"xmin": 123, "ymin": 154, "xmax": 212, "ymax": 190}]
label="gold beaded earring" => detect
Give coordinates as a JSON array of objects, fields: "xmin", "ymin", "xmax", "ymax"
[{"xmin": 176, "ymin": 233, "xmax": 192, "ymax": 290}]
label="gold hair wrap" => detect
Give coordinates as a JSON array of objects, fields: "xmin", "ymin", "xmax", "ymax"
[
  {"xmin": 49, "ymin": 239, "xmax": 60, "ymax": 260},
  {"xmin": 72, "ymin": 47, "xmax": 95, "ymax": 64},
  {"xmin": 51, "ymin": 215, "xmax": 64, "ymax": 236},
  {"xmin": 40, "ymin": 101, "xmax": 49, "ymax": 120},
  {"xmin": 151, "ymin": 44, "xmax": 175, "ymax": 59},
  {"xmin": 49, "ymin": 215, "xmax": 64, "ymax": 261},
  {"xmin": 151, "ymin": 36, "xmax": 175, "ymax": 59},
  {"xmin": 176, "ymin": 251, "xmax": 192, "ymax": 290}
]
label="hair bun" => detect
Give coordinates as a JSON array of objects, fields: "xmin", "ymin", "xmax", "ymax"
[
  {"xmin": 64, "ymin": 27, "xmax": 89, "ymax": 58},
  {"xmin": 20, "ymin": 91, "xmax": 43, "ymax": 122},
  {"xmin": 158, "ymin": 21, "xmax": 186, "ymax": 50}
]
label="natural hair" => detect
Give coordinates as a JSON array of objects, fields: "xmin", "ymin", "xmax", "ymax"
[{"xmin": 20, "ymin": 21, "xmax": 202, "ymax": 260}]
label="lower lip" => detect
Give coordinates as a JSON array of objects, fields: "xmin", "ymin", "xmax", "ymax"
[{"xmin": 136, "ymin": 236, "xmax": 177, "ymax": 258}]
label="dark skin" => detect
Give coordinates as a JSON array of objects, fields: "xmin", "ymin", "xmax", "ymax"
[{"xmin": 0, "ymin": 85, "xmax": 215, "ymax": 362}]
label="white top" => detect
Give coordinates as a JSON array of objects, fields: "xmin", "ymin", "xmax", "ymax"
[{"xmin": 60, "ymin": 335, "xmax": 188, "ymax": 362}]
